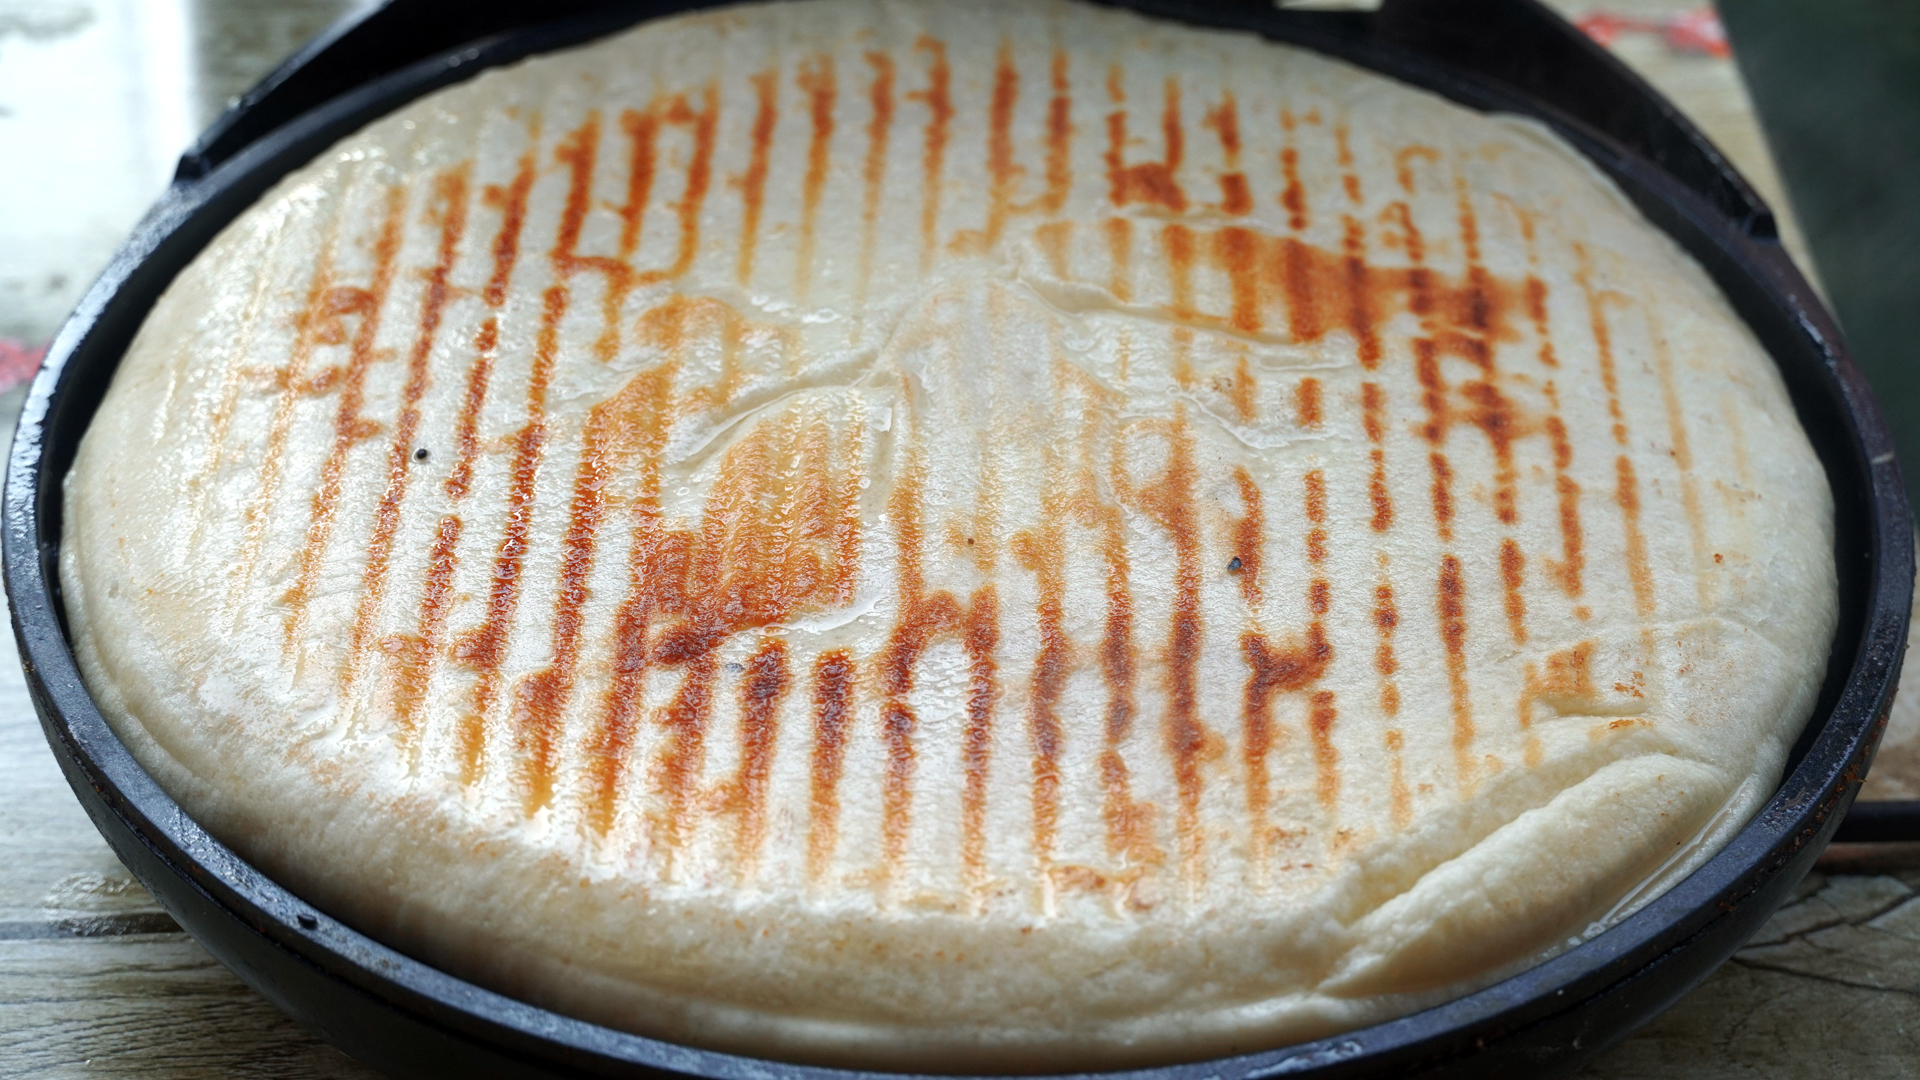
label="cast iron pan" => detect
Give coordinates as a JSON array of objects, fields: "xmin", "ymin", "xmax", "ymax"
[{"xmin": 5, "ymin": 1, "xmax": 1912, "ymax": 1077}]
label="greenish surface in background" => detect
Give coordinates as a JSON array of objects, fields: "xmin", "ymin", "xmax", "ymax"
[
  {"xmin": 1721, "ymin": 1, "xmax": 1920, "ymax": 514},
  {"xmin": 190, "ymin": 0, "xmax": 363, "ymax": 123}
]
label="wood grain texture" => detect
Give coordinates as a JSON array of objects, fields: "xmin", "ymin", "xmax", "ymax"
[
  {"xmin": 0, "ymin": 2, "xmax": 1904, "ymax": 1076},
  {"xmin": 0, "ymin": 935, "xmax": 378, "ymax": 1079}
]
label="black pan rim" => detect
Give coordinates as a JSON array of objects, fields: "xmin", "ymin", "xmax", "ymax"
[{"xmin": 4, "ymin": 2, "xmax": 1911, "ymax": 1077}]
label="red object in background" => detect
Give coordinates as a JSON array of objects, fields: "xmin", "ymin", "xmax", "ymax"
[
  {"xmin": 0, "ymin": 340, "xmax": 47, "ymax": 392},
  {"xmin": 1576, "ymin": 8, "xmax": 1732, "ymax": 59},
  {"xmin": 1663, "ymin": 9, "xmax": 1731, "ymax": 58}
]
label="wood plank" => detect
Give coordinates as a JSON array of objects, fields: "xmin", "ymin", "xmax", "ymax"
[{"xmin": 0, "ymin": 933, "xmax": 378, "ymax": 1079}]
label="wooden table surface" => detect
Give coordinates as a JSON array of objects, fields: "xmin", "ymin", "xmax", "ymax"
[{"xmin": 5, "ymin": 3, "xmax": 1915, "ymax": 1077}]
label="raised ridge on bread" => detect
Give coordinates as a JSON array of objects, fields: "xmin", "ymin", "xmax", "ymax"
[{"xmin": 62, "ymin": 0, "xmax": 1836, "ymax": 1069}]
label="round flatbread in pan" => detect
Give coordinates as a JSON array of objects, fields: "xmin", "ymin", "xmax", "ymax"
[{"xmin": 61, "ymin": 0, "xmax": 1836, "ymax": 1069}]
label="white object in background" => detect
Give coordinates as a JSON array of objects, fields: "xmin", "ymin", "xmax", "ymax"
[{"xmin": 0, "ymin": 0, "xmax": 198, "ymax": 343}]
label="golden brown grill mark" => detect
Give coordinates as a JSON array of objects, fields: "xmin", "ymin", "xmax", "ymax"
[
  {"xmin": 344, "ymin": 166, "xmax": 471, "ymax": 697},
  {"xmin": 732, "ymin": 637, "xmax": 791, "ymax": 879},
  {"xmin": 1106, "ymin": 74, "xmax": 1187, "ymax": 211},
  {"xmin": 483, "ymin": 139, "xmax": 537, "ymax": 307},
  {"xmin": 1118, "ymin": 409, "xmax": 1209, "ymax": 885},
  {"xmin": 1212, "ymin": 226, "xmax": 1261, "ymax": 334},
  {"xmin": 1575, "ymin": 244, "xmax": 1653, "ymax": 617},
  {"xmin": 644, "ymin": 90, "xmax": 718, "ymax": 287},
  {"xmin": 1437, "ymin": 554, "xmax": 1475, "ymax": 793},
  {"xmin": 1545, "ymin": 410, "xmax": 1584, "ymax": 596},
  {"xmin": 387, "ymin": 143, "xmax": 534, "ymax": 756},
  {"xmin": 452, "ymin": 280, "xmax": 565, "ymax": 783},
  {"xmin": 984, "ymin": 43, "xmax": 1019, "ymax": 246},
  {"xmin": 1204, "ymin": 94, "xmax": 1251, "ymax": 215},
  {"xmin": 1310, "ymin": 690, "xmax": 1339, "ymax": 811},
  {"xmin": 1427, "ymin": 447, "xmax": 1455, "ymax": 543},
  {"xmin": 1373, "ymin": 579, "xmax": 1399, "ymax": 717},
  {"xmin": 447, "ymin": 149, "xmax": 536, "ymax": 500},
  {"xmin": 512, "ymin": 361, "xmax": 677, "ymax": 814},
  {"xmin": 1038, "ymin": 50, "xmax": 1074, "ymax": 215},
  {"xmin": 1078, "ymin": 418, "xmax": 1153, "ymax": 865},
  {"xmin": 963, "ymin": 586, "xmax": 1003, "ymax": 901},
  {"xmin": 1304, "ymin": 469, "xmax": 1328, "ymax": 565},
  {"xmin": 453, "ymin": 118, "xmax": 601, "ymax": 784},
  {"xmin": 858, "ymin": 51, "xmax": 895, "ymax": 297},
  {"xmin": 1385, "ymin": 728, "xmax": 1410, "ymax": 828},
  {"xmin": 1396, "ymin": 145, "xmax": 1440, "ymax": 196},
  {"xmin": 656, "ymin": 652, "xmax": 719, "ymax": 872},
  {"xmin": 615, "ymin": 107, "xmax": 660, "ymax": 263},
  {"xmin": 1616, "ymin": 455, "xmax": 1654, "ymax": 616},
  {"xmin": 628, "ymin": 391, "xmax": 864, "ymax": 866},
  {"xmin": 1106, "ymin": 216, "xmax": 1134, "ymax": 302},
  {"xmin": 1295, "ymin": 377, "xmax": 1322, "ymax": 430},
  {"xmin": 874, "ymin": 443, "xmax": 995, "ymax": 892},
  {"xmin": 446, "ymin": 321, "xmax": 497, "ymax": 502},
  {"xmin": 517, "ymin": 104, "xmax": 723, "ymax": 801},
  {"xmin": 1500, "ymin": 538, "xmax": 1528, "ymax": 645},
  {"xmin": 795, "ymin": 56, "xmax": 837, "ymax": 296},
  {"xmin": 1362, "ymin": 382, "xmax": 1393, "ymax": 532},
  {"xmin": 807, "ymin": 650, "xmax": 856, "ymax": 880},
  {"xmin": 1015, "ymin": 516, "xmax": 1068, "ymax": 895},
  {"xmin": 911, "ymin": 37, "xmax": 953, "ymax": 270},
  {"xmin": 1279, "ymin": 108, "xmax": 1307, "ymax": 231},
  {"xmin": 1649, "ymin": 323, "xmax": 1711, "ymax": 609},
  {"xmin": 736, "ymin": 70, "xmax": 778, "ymax": 285},
  {"xmin": 281, "ymin": 184, "xmax": 406, "ymax": 651},
  {"xmin": 1231, "ymin": 467, "xmax": 1263, "ymax": 606},
  {"xmin": 1343, "ymin": 217, "xmax": 1381, "ymax": 369},
  {"xmin": 1502, "ymin": 202, "xmax": 1584, "ymax": 599},
  {"xmin": 1164, "ymin": 223, "xmax": 1197, "ymax": 385},
  {"xmin": 1279, "ymin": 237, "xmax": 1326, "ymax": 345},
  {"xmin": 384, "ymin": 514, "xmax": 462, "ymax": 754},
  {"xmin": 1241, "ymin": 468, "xmax": 1334, "ymax": 881},
  {"xmin": 1335, "ymin": 123, "xmax": 1362, "ymax": 205}
]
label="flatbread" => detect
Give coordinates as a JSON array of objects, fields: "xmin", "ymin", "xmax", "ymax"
[{"xmin": 60, "ymin": 0, "xmax": 1837, "ymax": 1069}]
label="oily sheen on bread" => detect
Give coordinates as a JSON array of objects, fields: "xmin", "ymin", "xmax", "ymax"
[{"xmin": 62, "ymin": 0, "xmax": 1836, "ymax": 1069}]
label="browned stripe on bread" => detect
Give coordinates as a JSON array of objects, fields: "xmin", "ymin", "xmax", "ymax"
[
  {"xmin": 1279, "ymin": 107, "xmax": 1307, "ymax": 232},
  {"xmin": 1107, "ymin": 72, "xmax": 1186, "ymax": 212},
  {"xmin": 1204, "ymin": 93, "xmax": 1251, "ymax": 215},
  {"xmin": 281, "ymin": 184, "xmax": 407, "ymax": 651},
  {"xmin": 911, "ymin": 37, "xmax": 952, "ymax": 271},
  {"xmin": 446, "ymin": 145, "xmax": 536, "ymax": 501},
  {"xmin": 796, "ymin": 55, "xmax": 837, "ymax": 296},
  {"xmin": 1373, "ymin": 578, "xmax": 1399, "ymax": 717},
  {"xmin": 1574, "ymin": 243, "xmax": 1653, "ymax": 618},
  {"xmin": 736, "ymin": 70, "xmax": 778, "ymax": 285},
  {"xmin": 807, "ymin": 649, "xmax": 856, "ymax": 881},
  {"xmin": 453, "ymin": 117, "xmax": 600, "ymax": 783},
  {"xmin": 733, "ymin": 636, "xmax": 791, "ymax": 880},
  {"xmin": 345, "ymin": 165, "xmax": 471, "ymax": 696},
  {"xmin": 1648, "ymin": 321, "xmax": 1711, "ymax": 610},
  {"xmin": 964, "ymin": 585, "xmax": 1003, "ymax": 903},
  {"xmin": 1501, "ymin": 538, "xmax": 1528, "ymax": 646},
  {"xmin": 1117, "ymin": 408, "xmax": 1211, "ymax": 889},
  {"xmin": 385, "ymin": 514, "xmax": 463, "ymax": 756},
  {"xmin": 235, "ymin": 201, "xmax": 347, "ymax": 604},
  {"xmin": 1335, "ymin": 122, "xmax": 1363, "ymax": 206},
  {"xmin": 857, "ymin": 50, "xmax": 895, "ymax": 298},
  {"xmin": 1437, "ymin": 554, "xmax": 1475, "ymax": 794}
]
